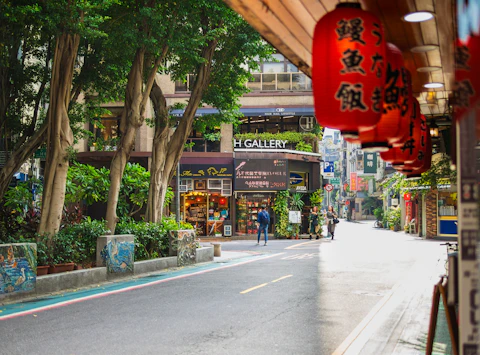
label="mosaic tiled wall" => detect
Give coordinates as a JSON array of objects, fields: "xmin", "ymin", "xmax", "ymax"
[
  {"xmin": 170, "ymin": 230, "xmax": 196, "ymax": 267},
  {"xmin": 98, "ymin": 236, "xmax": 134, "ymax": 274},
  {"xmin": 0, "ymin": 243, "xmax": 36, "ymax": 295}
]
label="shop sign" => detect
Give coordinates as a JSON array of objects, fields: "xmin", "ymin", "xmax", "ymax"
[
  {"xmin": 357, "ymin": 176, "xmax": 370, "ymax": 192},
  {"xmin": 180, "ymin": 164, "xmax": 233, "ymax": 178},
  {"xmin": 289, "ymin": 210, "xmax": 301, "ymax": 224},
  {"xmin": 290, "ymin": 172, "xmax": 307, "ymax": 189},
  {"xmin": 363, "ymin": 153, "xmax": 377, "ymax": 174},
  {"xmin": 233, "ymin": 139, "xmax": 288, "ymax": 149},
  {"xmin": 350, "ymin": 172, "xmax": 357, "ymax": 191},
  {"xmin": 391, "ymin": 198, "xmax": 399, "ymax": 206},
  {"xmin": 234, "ymin": 159, "xmax": 288, "ymax": 190},
  {"xmin": 34, "ymin": 148, "xmax": 47, "ymax": 160}
]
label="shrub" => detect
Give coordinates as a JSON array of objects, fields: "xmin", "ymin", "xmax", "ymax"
[
  {"xmin": 373, "ymin": 207, "xmax": 384, "ymax": 221},
  {"xmin": 53, "ymin": 219, "xmax": 109, "ymax": 266},
  {"xmin": 116, "ymin": 220, "xmax": 169, "ymax": 261}
]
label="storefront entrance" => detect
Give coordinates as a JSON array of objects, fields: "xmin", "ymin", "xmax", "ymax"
[
  {"xmin": 235, "ymin": 193, "xmax": 274, "ymax": 235},
  {"xmin": 182, "ymin": 191, "xmax": 231, "ymax": 237}
]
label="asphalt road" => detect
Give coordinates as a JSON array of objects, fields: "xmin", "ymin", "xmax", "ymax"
[{"xmin": 0, "ymin": 220, "xmax": 446, "ymax": 355}]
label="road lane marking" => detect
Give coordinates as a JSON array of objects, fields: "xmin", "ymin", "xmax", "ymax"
[
  {"xmin": 271, "ymin": 275, "xmax": 293, "ymax": 283},
  {"xmin": 240, "ymin": 283, "xmax": 269, "ymax": 294},
  {"xmin": 241, "ymin": 274, "xmax": 293, "ymax": 294},
  {"xmin": 281, "ymin": 253, "xmax": 319, "ymax": 260},
  {"xmin": 285, "ymin": 240, "xmax": 320, "ymax": 250},
  {"xmin": 0, "ymin": 253, "xmax": 284, "ymax": 321}
]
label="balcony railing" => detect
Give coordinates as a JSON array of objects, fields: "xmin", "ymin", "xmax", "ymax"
[{"xmin": 175, "ymin": 72, "xmax": 312, "ymax": 93}]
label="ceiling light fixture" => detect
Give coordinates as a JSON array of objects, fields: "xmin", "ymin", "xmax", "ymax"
[
  {"xmin": 403, "ymin": 11, "xmax": 434, "ymax": 22},
  {"xmin": 410, "ymin": 44, "xmax": 439, "ymax": 53},
  {"xmin": 429, "ymin": 121, "xmax": 439, "ymax": 138},
  {"xmin": 426, "ymin": 91, "xmax": 436, "ymax": 105},
  {"xmin": 424, "ymin": 82, "xmax": 444, "ymax": 89},
  {"xmin": 417, "ymin": 66, "xmax": 442, "ymax": 73}
]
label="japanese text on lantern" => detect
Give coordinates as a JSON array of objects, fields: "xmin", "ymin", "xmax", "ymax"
[{"xmin": 334, "ymin": 18, "xmax": 384, "ymax": 114}]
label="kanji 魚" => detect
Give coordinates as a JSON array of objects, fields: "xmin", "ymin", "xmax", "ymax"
[
  {"xmin": 455, "ymin": 45, "xmax": 470, "ymax": 70},
  {"xmin": 455, "ymin": 80, "xmax": 474, "ymax": 108},
  {"xmin": 335, "ymin": 82, "xmax": 368, "ymax": 111},
  {"xmin": 341, "ymin": 49, "xmax": 365, "ymax": 74}
]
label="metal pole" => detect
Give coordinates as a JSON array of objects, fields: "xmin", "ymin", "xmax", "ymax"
[{"xmin": 176, "ymin": 162, "xmax": 180, "ymax": 224}]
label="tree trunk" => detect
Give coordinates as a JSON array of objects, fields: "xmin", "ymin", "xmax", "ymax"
[
  {"xmin": 38, "ymin": 33, "xmax": 79, "ymax": 236},
  {"xmin": 0, "ymin": 123, "xmax": 47, "ymax": 200},
  {"xmin": 146, "ymin": 38, "xmax": 217, "ymax": 223}
]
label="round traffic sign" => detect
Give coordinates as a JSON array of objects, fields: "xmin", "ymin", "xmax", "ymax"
[{"xmin": 325, "ymin": 184, "xmax": 334, "ymax": 192}]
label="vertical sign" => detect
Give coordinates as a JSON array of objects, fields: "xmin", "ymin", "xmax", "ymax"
[
  {"xmin": 363, "ymin": 152, "xmax": 377, "ymax": 174},
  {"xmin": 350, "ymin": 172, "xmax": 357, "ymax": 191},
  {"xmin": 457, "ymin": 110, "xmax": 480, "ymax": 354}
]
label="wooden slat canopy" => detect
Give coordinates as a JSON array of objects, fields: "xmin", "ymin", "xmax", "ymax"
[{"xmin": 223, "ymin": 0, "xmax": 455, "ymax": 118}]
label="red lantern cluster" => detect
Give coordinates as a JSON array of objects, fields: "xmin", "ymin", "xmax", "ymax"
[
  {"xmin": 359, "ymin": 43, "xmax": 411, "ymax": 151},
  {"xmin": 312, "ymin": 2, "xmax": 386, "ymax": 138},
  {"xmin": 380, "ymin": 98, "xmax": 421, "ymax": 166}
]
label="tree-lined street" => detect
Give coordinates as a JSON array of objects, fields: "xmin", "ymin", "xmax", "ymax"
[{"xmin": 1, "ymin": 221, "xmax": 447, "ymax": 354}]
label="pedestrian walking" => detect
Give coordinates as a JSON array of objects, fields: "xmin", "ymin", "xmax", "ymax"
[
  {"xmin": 309, "ymin": 206, "xmax": 321, "ymax": 240},
  {"xmin": 326, "ymin": 205, "xmax": 338, "ymax": 240},
  {"xmin": 256, "ymin": 206, "xmax": 270, "ymax": 246}
]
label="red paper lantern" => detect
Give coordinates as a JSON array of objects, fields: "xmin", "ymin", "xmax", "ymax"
[
  {"xmin": 219, "ymin": 198, "xmax": 226, "ymax": 205},
  {"xmin": 359, "ymin": 43, "xmax": 410, "ymax": 151},
  {"xmin": 395, "ymin": 115, "xmax": 432, "ymax": 177},
  {"xmin": 454, "ymin": 35, "xmax": 480, "ymax": 124},
  {"xmin": 312, "ymin": 2, "xmax": 386, "ymax": 138},
  {"xmin": 380, "ymin": 98, "xmax": 421, "ymax": 166}
]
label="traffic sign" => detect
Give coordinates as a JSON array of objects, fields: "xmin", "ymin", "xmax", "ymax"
[
  {"xmin": 325, "ymin": 184, "xmax": 333, "ymax": 192},
  {"xmin": 330, "ymin": 177, "xmax": 340, "ymax": 187}
]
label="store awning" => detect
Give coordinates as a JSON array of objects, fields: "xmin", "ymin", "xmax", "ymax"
[{"xmin": 171, "ymin": 106, "xmax": 314, "ymax": 118}]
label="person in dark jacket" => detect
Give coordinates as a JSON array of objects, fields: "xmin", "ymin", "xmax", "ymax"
[
  {"xmin": 309, "ymin": 206, "xmax": 321, "ymax": 240},
  {"xmin": 256, "ymin": 206, "xmax": 270, "ymax": 246}
]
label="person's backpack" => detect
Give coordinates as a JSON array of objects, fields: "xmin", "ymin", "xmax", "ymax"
[
  {"xmin": 257, "ymin": 210, "xmax": 265, "ymax": 224},
  {"xmin": 263, "ymin": 210, "xmax": 270, "ymax": 224}
]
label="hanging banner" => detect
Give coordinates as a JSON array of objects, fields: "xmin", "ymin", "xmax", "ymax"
[
  {"xmin": 350, "ymin": 172, "xmax": 358, "ymax": 191},
  {"xmin": 363, "ymin": 152, "xmax": 377, "ymax": 174}
]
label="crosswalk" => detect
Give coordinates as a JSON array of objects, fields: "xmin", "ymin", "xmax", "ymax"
[{"xmin": 281, "ymin": 253, "xmax": 319, "ymax": 260}]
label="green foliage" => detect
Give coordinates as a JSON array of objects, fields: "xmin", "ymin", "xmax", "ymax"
[
  {"xmin": 310, "ymin": 189, "xmax": 324, "ymax": 207},
  {"xmin": 66, "ymin": 162, "xmax": 150, "ymax": 218},
  {"xmin": 384, "ymin": 207, "xmax": 401, "ymax": 229},
  {"xmin": 234, "ymin": 131, "xmax": 321, "ymax": 146},
  {"xmin": 115, "ymin": 216, "xmax": 186, "ymax": 261},
  {"xmin": 373, "ymin": 207, "xmax": 384, "ymax": 222},
  {"xmin": 290, "ymin": 192, "xmax": 305, "ymax": 211},
  {"xmin": 272, "ymin": 190, "xmax": 289, "ymax": 238},
  {"xmin": 4, "ymin": 181, "xmax": 35, "ymax": 214},
  {"xmin": 203, "ymin": 131, "xmax": 222, "ymax": 142},
  {"xmin": 53, "ymin": 218, "xmax": 109, "ymax": 265},
  {"xmin": 362, "ymin": 196, "xmax": 382, "ymax": 215},
  {"xmin": 295, "ymin": 141, "xmax": 313, "ymax": 153}
]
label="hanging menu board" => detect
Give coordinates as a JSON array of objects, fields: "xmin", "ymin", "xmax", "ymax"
[{"xmin": 234, "ymin": 159, "xmax": 288, "ymax": 190}]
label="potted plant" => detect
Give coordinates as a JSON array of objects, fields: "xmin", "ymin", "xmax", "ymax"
[
  {"xmin": 48, "ymin": 233, "xmax": 76, "ymax": 273},
  {"xmin": 36, "ymin": 239, "xmax": 50, "ymax": 276},
  {"xmin": 289, "ymin": 192, "xmax": 305, "ymax": 239}
]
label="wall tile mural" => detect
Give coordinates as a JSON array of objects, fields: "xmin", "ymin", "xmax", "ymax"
[
  {"xmin": 101, "ymin": 238, "xmax": 134, "ymax": 274},
  {"xmin": 170, "ymin": 230, "xmax": 196, "ymax": 267},
  {"xmin": 0, "ymin": 243, "xmax": 36, "ymax": 295}
]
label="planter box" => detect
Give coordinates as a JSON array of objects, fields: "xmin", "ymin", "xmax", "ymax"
[
  {"xmin": 37, "ymin": 265, "xmax": 50, "ymax": 276},
  {"xmin": 49, "ymin": 263, "xmax": 75, "ymax": 274}
]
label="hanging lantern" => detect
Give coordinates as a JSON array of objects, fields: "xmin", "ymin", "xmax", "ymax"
[
  {"xmin": 380, "ymin": 98, "xmax": 421, "ymax": 166},
  {"xmin": 395, "ymin": 114, "xmax": 431, "ymax": 176},
  {"xmin": 196, "ymin": 197, "xmax": 202, "ymax": 202},
  {"xmin": 454, "ymin": 35, "xmax": 480, "ymax": 125},
  {"xmin": 219, "ymin": 198, "xmax": 226, "ymax": 205},
  {"xmin": 312, "ymin": 2, "xmax": 386, "ymax": 138},
  {"xmin": 392, "ymin": 68, "xmax": 414, "ymax": 147},
  {"xmin": 359, "ymin": 44, "xmax": 410, "ymax": 151}
]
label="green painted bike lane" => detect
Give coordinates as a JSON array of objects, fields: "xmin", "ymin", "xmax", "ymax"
[{"xmin": 1, "ymin": 253, "xmax": 279, "ymax": 320}]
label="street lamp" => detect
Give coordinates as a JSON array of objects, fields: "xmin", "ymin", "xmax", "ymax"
[{"xmin": 429, "ymin": 120, "xmax": 439, "ymax": 138}]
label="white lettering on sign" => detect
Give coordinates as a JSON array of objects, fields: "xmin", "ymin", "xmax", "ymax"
[{"xmin": 233, "ymin": 139, "xmax": 288, "ymax": 149}]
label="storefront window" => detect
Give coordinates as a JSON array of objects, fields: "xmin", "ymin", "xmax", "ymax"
[
  {"xmin": 182, "ymin": 186, "xmax": 230, "ymax": 236},
  {"xmin": 236, "ymin": 193, "xmax": 273, "ymax": 235}
]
